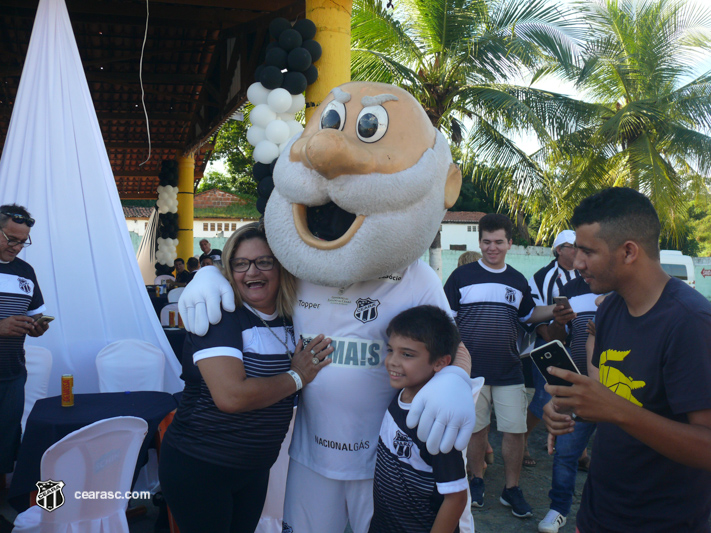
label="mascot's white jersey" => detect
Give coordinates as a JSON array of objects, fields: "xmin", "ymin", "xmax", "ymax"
[{"xmin": 290, "ymin": 259, "xmax": 450, "ymax": 480}]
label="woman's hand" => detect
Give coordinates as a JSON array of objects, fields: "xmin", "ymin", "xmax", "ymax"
[{"xmin": 291, "ymin": 334, "xmax": 333, "ymax": 385}]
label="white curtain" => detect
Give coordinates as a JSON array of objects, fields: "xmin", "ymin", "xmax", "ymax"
[
  {"xmin": 137, "ymin": 208, "xmax": 159, "ymax": 285},
  {"xmin": 0, "ymin": 0, "xmax": 183, "ymax": 394}
]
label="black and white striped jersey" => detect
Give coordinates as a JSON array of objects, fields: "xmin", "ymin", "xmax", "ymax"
[
  {"xmin": 529, "ymin": 259, "xmax": 579, "ymax": 307},
  {"xmin": 166, "ymin": 304, "xmax": 296, "ymax": 469},
  {"xmin": 559, "ymin": 277, "xmax": 597, "ymax": 375},
  {"xmin": 444, "ymin": 260, "xmax": 535, "ymax": 385},
  {"xmin": 369, "ymin": 391, "xmax": 466, "ymax": 533},
  {"xmin": 0, "ymin": 258, "xmax": 45, "ymax": 380}
]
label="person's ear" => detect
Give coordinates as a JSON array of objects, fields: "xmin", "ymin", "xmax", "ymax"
[
  {"xmin": 444, "ymin": 164, "xmax": 462, "ymax": 209},
  {"xmin": 621, "ymin": 240, "xmax": 640, "ymax": 264},
  {"xmin": 433, "ymin": 354, "xmax": 452, "ymax": 372}
]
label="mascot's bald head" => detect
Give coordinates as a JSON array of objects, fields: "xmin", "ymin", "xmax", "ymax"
[{"xmin": 265, "ymin": 81, "xmax": 462, "ymax": 287}]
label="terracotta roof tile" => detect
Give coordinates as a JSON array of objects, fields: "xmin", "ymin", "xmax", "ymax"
[{"xmin": 443, "ymin": 211, "xmax": 486, "ymax": 223}]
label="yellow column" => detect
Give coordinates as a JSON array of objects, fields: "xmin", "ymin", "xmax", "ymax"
[
  {"xmin": 305, "ymin": 0, "xmax": 352, "ymax": 122},
  {"xmin": 177, "ymin": 155, "xmax": 195, "ymax": 263}
]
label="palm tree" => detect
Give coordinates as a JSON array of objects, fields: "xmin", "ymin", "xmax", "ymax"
[
  {"xmin": 533, "ymin": 0, "xmax": 711, "ymax": 243},
  {"xmin": 351, "ymin": 0, "xmax": 586, "ymax": 246}
]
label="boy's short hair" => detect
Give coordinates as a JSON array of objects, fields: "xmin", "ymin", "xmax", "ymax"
[
  {"xmin": 187, "ymin": 257, "xmax": 199, "ymax": 270},
  {"xmin": 571, "ymin": 187, "xmax": 661, "ymax": 260},
  {"xmin": 175, "ymin": 258, "xmax": 184, "ymax": 265},
  {"xmin": 478, "ymin": 213, "xmax": 513, "ymax": 241},
  {"xmin": 386, "ymin": 305, "xmax": 460, "ymax": 364}
]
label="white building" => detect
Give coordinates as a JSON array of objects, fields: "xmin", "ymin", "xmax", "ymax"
[{"xmin": 440, "ymin": 211, "xmax": 485, "ymax": 252}]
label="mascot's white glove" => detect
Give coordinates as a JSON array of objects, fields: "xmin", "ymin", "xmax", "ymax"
[
  {"xmin": 178, "ymin": 265, "xmax": 235, "ymax": 336},
  {"xmin": 407, "ymin": 367, "xmax": 483, "ymax": 454}
]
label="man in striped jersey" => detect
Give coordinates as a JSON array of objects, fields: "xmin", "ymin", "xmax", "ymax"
[
  {"xmin": 0, "ymin": 205, "xmax": 48, "ymax": 487},
  {"xmin": 444, "ymin": 214, "xmax": 558, "ymax": 519}
]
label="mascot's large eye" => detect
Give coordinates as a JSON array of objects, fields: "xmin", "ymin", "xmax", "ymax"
[
  {"xmin": 320, "ymin": 100, "xmax": 346, "ymax": 131},
  {"xmin": 356, "ymin": 106, "xmax": 388, "ymax": 143}
]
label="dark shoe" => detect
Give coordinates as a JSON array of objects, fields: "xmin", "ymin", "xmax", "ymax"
[
  {"xmin": 523, "ymin": 453, "xmax": 537, "ymax": 467},
  {"xmin": 500, "ymin": 486, "xmax": 533, "ymax": 518},
  {"xmin": 469, "ymin": 476, "xmax": 485, "ymax": 508}
]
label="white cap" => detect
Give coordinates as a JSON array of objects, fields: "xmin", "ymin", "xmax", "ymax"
[{"xmin": 552, "ymin": 230, "xmax": 576, "ymax": 252}]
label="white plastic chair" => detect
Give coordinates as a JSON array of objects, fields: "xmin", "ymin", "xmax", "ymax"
[
  {"xmin": 159, "ymin": 303, "xmax": 179, "ymax": 327},
  {"xmin": 153, "ymin": 275, "xmax": 175, "ymax": 285},
  {"xmin": 96, "ymin": 340, "xmax": 166, "ymax": 393},
  {"xmin": 12, "ymin": 416, "xmax": 148, "ymax": 533},
  {"xmin": 22, "ymin": 346, "xmax": 53, "ymax": 433},
  {"xmin": 167, "ymin": 287, "xmax": 183, "ymax": 303}
]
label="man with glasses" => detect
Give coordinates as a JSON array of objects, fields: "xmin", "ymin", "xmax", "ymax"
[{"xmin": 0, "ymin": 204, "xmax": 48, "ymax": 497}]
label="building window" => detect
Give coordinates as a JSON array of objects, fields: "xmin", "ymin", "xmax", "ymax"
[
  {"xmin": 450, "ymin": 244, "xmax": 467, "ymax": 251},
  {"xmin": 210, "ymin": 223, "xmax": 215, "ymax": 231},
  {"xmin": 203, "ymin": 223, "xmax": 208, "ymax": 231},
  {"xmin": 231, "ymin": 223, "xmax": 237, "ymax": 231},
  {"xmin": 217, "ymin": 223, "xmax": 223, "ymax": 231}
]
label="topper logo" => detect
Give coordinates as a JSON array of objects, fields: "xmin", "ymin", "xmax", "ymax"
[{"xmin": 298, "ymin": 300, "xmax": 321, "ymax": 310}]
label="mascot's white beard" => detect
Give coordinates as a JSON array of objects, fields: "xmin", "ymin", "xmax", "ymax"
[{"xmin": 265, "ymin": 130, "xmax": 453, "ymax": 287}]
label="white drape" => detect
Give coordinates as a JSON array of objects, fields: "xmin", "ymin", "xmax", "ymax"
[
  {"xmin": 137, "ymin": 208, "xmax": 159, "ymax": 285},
  {"xmin": 0, "ymin": 0, "xmax": 183, "ymax": 394}
]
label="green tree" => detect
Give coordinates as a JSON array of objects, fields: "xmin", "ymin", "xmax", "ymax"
[
  {"xmin": 533, "ymin": 0, "xmax": 711, "ymax": 244},
  {"xmin": 204, "ymin": 114, "xmax": 257, "ymax": 197}
]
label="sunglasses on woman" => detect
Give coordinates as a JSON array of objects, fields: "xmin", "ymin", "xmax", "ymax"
[{"xmin": 0, "ymin": 210, "xmax": 35, "ymax": 228}]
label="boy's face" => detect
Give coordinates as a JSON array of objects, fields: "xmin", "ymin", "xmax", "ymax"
[
  {"xmin": 385, "ymin": 334, "xmax": 450, "ymax": 400},
  {"xmin": 479, "ymin": 229, "xmax": 511, "ymax": 269}
]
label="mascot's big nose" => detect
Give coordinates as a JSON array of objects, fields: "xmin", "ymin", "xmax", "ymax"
[{"xmin": 292, "ymin": 128, "xmax": 376, "ymax": 180}]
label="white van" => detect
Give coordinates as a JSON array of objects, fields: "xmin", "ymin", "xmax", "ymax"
[{"xmin": 660, "ymin": 250, "xmax": 695, "ymax": 289}]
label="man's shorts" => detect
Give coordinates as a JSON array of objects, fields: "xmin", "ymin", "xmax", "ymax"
[{"xmin": 474, "ymin": 383, "xmax": 528, "ymax": 433}]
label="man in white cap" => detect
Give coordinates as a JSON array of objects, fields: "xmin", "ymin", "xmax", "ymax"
[{"xmin": 521, "ymin": 230, "xmax": 580, "ymax": 468}]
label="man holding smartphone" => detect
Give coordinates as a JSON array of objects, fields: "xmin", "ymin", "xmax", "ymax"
[
  {"xmin": 0, "ymin": 204, "xmax": 48, "ymax": 499},
  {"xmin": 543, "ymin": 188, "xmax": 711, "ymax": 532}
]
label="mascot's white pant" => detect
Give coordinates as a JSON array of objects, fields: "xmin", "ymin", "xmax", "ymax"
[
  {"xmin": 282, "ymin": 459, "xmax": 374, "ymax": 533},
  {"xmin": 281, "ymin": 458, "xmax": 475, "ymax": 533}
]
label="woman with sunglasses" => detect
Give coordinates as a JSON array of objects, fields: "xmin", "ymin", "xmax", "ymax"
[{"xmin": 159, "ymin": 222, "xmax": 332, "ymax": 533}]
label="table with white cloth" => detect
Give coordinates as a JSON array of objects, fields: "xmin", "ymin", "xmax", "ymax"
[{"xmin": 9, "ymin": 391, "xmax": 178, "ymax": 512}]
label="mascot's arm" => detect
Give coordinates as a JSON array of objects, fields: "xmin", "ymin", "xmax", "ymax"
[{"xmin": 178, "ymin": 266, "xmax": 235, "ymax": 336}]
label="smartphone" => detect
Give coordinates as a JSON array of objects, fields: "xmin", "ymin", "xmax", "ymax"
[
  {"xmin": 552, "ymin": 296, "xmax": 571, "ymax": 309},
  {"xmin": 34, "ymin": 315, "xmax": 55, "ymax": 326},
  {"xmin": 530, "ymin": 340, "xmax": 581, "ymax": 387}
]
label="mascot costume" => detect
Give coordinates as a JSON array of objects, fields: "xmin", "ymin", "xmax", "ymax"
[{"xmin": 180, "ymin": 82, "xmax": 478, "ymax": 532}]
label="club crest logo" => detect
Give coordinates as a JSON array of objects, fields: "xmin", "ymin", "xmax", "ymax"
[
  {"xmin": 18, "ymin": 277, "xmax": 31, "ymax": 294},
  {"xmin": 354, "ymin": 298, "xmax": 380, "ymax": 324},
  {"xmin": 281, "ymin": 521, "xmax": 294, "ymax": 533},
  {"xmin": 36, "ymin": 479, "xmax": 65, "ymax": 512},
  {"xmin": 504, "ymin": 287, "xmax": 516, "ymax": 304},
  {"xmin": 393, "ymin": 430, "xmax": 413, "ymax": 459}
]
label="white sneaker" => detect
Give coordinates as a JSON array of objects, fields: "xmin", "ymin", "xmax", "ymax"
[{"xmin": 538, "ymin": 509, "xmax": 567, "ymax": 533}]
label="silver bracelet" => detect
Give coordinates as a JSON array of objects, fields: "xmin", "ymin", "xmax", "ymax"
[{"xmin": 287, "ymin": 370, "xmax": 303, "ymax": 391}]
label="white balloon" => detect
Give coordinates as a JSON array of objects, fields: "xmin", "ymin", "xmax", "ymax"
[
  {"xmin": 171, "ymin": 186, "xmax": 180, "ymax": 196},
  {"xmin": 286, "ymin": 120, "xmax": 304, "ymax": 138},
  {"xmin": 171, "ymin": 238, "xmax": 180, "ymax": 247},
  {"xmin": 250, "ymin": 104, "xmax": 277, "ymax": 128},
  {"xmin": 157, "ymin": 237, "xmax": 165, "ymax": 246},
  {"xmin": 287, "ymin": 93, "xmax": 306, "ymax": 114},
  {"xmin": 267, "ymin": 88, "xmax": 293, "ymax": 114},
  {"xmin": 247, "ymin": 82, "xmax": 270, "ymax": 106},
  {"xmin": 277, "ymin": 113, "xmax": 296, "ymax": 122},
  {"xmin": 167, "ymin": 258, "xmax": 175, "ymax": 268},
  {"xmin": 157, "ymin": 204, "xmax": 168, "ymax": 214},
  {"xmin": 157, "ymin": 185, "xmax": 165, "ymax": 194},
  {"xmin": 278, "ymin": 142, "xmax": 287, "ymax": 154},
  {"xmin": 253, "ymin": 140, "xmax": 280, "ymax": 164},
  {"xmin": 265, "ymin": 120, "xmax": 291, "ymax": 145},
  {"xmin": 246, "ymin": 125, "xmax": 266, "ymax": 147}
]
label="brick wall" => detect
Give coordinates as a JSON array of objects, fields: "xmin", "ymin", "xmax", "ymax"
[{"xmin": 194, "ymin": 188, "xmax": 247, "ymax": 208}]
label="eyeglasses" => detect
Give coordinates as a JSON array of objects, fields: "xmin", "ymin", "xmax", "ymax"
[
  {"xmin": 0, "ymin": 210, "xmax": 35, "ymax": 228},
  {"xmin": 1, "ymin": 229, "xmax": 32, "ymax": 248},
  {"xmin": 230, "ymin": 255, "xmax": 275, "ymax": 272}
]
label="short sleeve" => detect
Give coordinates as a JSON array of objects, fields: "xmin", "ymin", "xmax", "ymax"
[
  {"xmin": 518, "ymin": 282, "xmax": 536, "ymax": 321},
  {"xmin": 443, "ymin": 269, "xmax": 461, "ymax": 316},
  {"xmin": 432, "ymin": 449, "xmax": 467, "ymax": 495},
  {"xmin": 529, "ymin": 275, "xmax": 544, "ymax": 306},
  {"xmin": 189, "ymin": 311, "xmax": 245, "ymax": 363},
  {"xmin": 663, "ymin": 312, "xmax": 711, "ymax": 415}
]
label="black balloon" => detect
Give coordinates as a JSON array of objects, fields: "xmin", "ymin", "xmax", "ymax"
[
  {"xmin": 293, "ymin": 19, "xmax": 317, "ymax": 40},
  {"xmin": 265, "ymin": 47, "xmax": 288, "ymax": 69},
  {"xmin": 257, "ymin": 175, "xmax": 275, "ymax": 197},
  {"xmin": 256, "ymin": 196, "xmax": 268, "ymax": 214},
  {"xmin": 253, "ymin": 163, "xmax": 271, "ymax": 182},
  {"xmin": 288, "ymin": 48, "xmax": 312, "ymax": 72},
  {"xmin": 304, "ymin": 64, "xmax": 318, "ymax": 86},
  {"xmin": 260, "ymin": 66, "xmax": 284, "ymax": 90},
  {"xmin": 302, "ymin": 40, "xmax": 322, "ymax": 63},
  {"xmin": 279, "ymin": 29, "xmax": 302, "ymax": 51},
  {"xmin": 283, "ymin": 71, "xmax": 307, "ymax": 95},
  {"xmin": 269, "ymin": 18, "xmax": 291, "ymax": 40},
  {"xmin": 254, "ymin": 64, "xmax": 265, "ymax": 82}
]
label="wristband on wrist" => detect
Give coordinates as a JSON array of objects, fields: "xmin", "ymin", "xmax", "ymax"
[{"xmin": 287, "ymin": 370, "xmax": 303, "ymax": 391}]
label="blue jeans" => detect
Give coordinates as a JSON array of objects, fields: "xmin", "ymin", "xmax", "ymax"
[{"xmin": 549, "ymin": 419, "xmax": 596, "ymax": 516}]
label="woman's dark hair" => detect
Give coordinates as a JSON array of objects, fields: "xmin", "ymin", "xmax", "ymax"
[{"xmin": 386, "ymin": 305, "xmax": 460, "ymax": 364}]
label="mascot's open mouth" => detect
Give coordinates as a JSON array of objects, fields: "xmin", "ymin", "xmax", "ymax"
[{"xmin": 292, "ymin": 202, "xmax": 365, "ymax": 250}]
